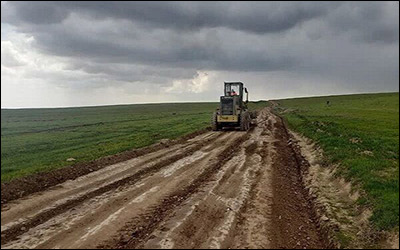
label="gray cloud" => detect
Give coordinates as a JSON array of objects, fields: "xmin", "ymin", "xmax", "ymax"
[
  {"xmin": 325, "ymin": 2, "xmax": 399, "ymax": 44},
  {"xmin": 2, "ymin": 2, "xmax": 338, "ymax": 33},
  {"xmin": 1, "ymin": 1, "xmax": 399, "ymax": 108},
  {"xmin": 3, "ymin": 2, "xmax": 398, "ymax": 42}
]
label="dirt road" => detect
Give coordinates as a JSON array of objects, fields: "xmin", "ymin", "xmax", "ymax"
[{"xmin": 1, "ymin": 108, "xmax": 328, "ymax": 249}]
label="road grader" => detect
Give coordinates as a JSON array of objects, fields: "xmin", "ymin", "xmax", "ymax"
[{"xmin": 212, "ymin": 82, "xmax": 251, "ymax": 131}]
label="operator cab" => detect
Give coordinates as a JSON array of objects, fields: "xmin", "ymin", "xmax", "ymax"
[
  {"xmin": 220, "ymin": 82, "xmax": 249, "ymax": 116},
  {"xmin": 224, "ymin": 82, "xmax": 248, "ymax": 101},
  {"xmin": 223, "ymin": 82, "xmax": 248, "ymax": 106}
]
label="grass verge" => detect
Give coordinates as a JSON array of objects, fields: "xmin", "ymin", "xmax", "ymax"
[{"xmin": 276, "ymin": 92, "xmax": 399, "ymax": 231}]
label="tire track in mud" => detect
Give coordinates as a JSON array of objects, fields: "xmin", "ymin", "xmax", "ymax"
[
  {"xmin": 0, "ymin": 132, "xmax": 226, "ymax": 246},
  {"xmin": 1, "ymin": 128, "xmax": 212, "ymax": 205},
  {"xmin": 1, "ymin": 132, "xmax": 222, "ymax": 231},
  {"xmin": 143, "ymin": 110, "xmax": 275, "ymax": 249},
  {"xmin": 268, "ymin": 113, "xmax": 329, "ymax": 249},
  {"xmin": 31, "ymin": 133, "xmax": 240, "ymax": 249},
  {"xmin": 99, "ymin": 132, "xmax": 251, "ymax": 249},
  {"xmin": 139, "ymin": 147, "xmax": 250, "ymax": 249},
  {"xmin": 2, "ymin": 108, "xmax": 331, "ymax": 249},
  {"xmin": 228, "ymin": 139, "xmax": 274, "ymax": 249},
  {"xmin": 101, "ymin": 110, "xmax": 272, "ymax": 249},
  {"xmin": 108, "ymin": 108, "xmax": 329, "ymax": 250}
]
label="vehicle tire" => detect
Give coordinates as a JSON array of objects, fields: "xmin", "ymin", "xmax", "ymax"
[
  {"xmin": 240, "ymin": 111, "xmax": 249, "ymax": 131},
  {"xmin": 212, "ymin": 112, "xmax": 220, "ymax": 131},
  {"xmin": 247, "ymin": 111, "xmax": 251, "ymax": 130}
]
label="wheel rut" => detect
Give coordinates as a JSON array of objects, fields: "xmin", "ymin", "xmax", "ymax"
[{"xmin": 1, "ymin": 108, "xmax": 330, "ymax": 249}]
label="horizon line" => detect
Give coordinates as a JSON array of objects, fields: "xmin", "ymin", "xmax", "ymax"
[{"xmin": 1, "ymin": 91, "xmax": 398, "ymax": 110}]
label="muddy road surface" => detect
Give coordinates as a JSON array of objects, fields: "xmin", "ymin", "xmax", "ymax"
[{"xmin": 1, "ymin": 108, "xmax": 328, "ymax": 249}]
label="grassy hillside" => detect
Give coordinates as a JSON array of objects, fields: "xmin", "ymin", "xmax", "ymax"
[
  {"xmin": 276, "ymin": 93, "xmax": 399, "ymax": 231},
  {"xmin": 1, "ymin": 101, "xmax": 267, "ymax": 182}
]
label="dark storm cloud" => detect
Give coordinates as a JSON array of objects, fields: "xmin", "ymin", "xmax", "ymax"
[
  {"xmin": 1, "ymin": 1, "xmax": 399, "ymax": 97},
  {"xmin": 2, "ymin": 2, "xmax": 338, "ymax": 33},
  {"xmin": 30, "ymin": 24, "xmax": 296, "ymax": 72},
  {"xmin": 325, "ymin": 2, "xmax": 399, "ymax": 44},
  {"xmin": 3, "ymin": 2, "xmax": 398, "ymax": 42},
  {"xmin": 1, "ymin": 1, "xmax": 331, "ymax": 77}
]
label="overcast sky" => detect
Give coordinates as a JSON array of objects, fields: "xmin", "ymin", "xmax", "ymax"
[{"xmin": 1, "ymin": 1, "xmax": 399, "ymax": 108}]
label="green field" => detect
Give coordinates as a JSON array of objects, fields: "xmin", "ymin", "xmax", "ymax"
[
  {"xmin": 276, "ymin": 93, "xmax": 399, "ymax": 231},
  {"xmin": 1, "ymin": 101, "xmax": 267, "ymax": 183},
  {"xmin": 3, "ymin": 93, "xmax": 398, "ymax": 232}
]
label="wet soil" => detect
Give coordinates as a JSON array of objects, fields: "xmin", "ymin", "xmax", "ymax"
[{"xmin": 1, "ymin": 108, "xmax": 330, "ymax": 249}]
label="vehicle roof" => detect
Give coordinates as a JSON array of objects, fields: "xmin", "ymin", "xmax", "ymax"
[{"xmin": 224, "ymin": 81, "xmax": 244, "ymax": 85}]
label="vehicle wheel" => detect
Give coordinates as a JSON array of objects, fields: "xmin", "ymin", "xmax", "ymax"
[
  {"xmin": 212, "ymin": 112, "xmax": 220, "ymax": 131},
  {"xmin": 247, "ymin": 112, "xmax": 251, "ymax": 130},
  {"xmin": 240, "ymin": 111, "xmax": 249, "ymax": 131}
]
